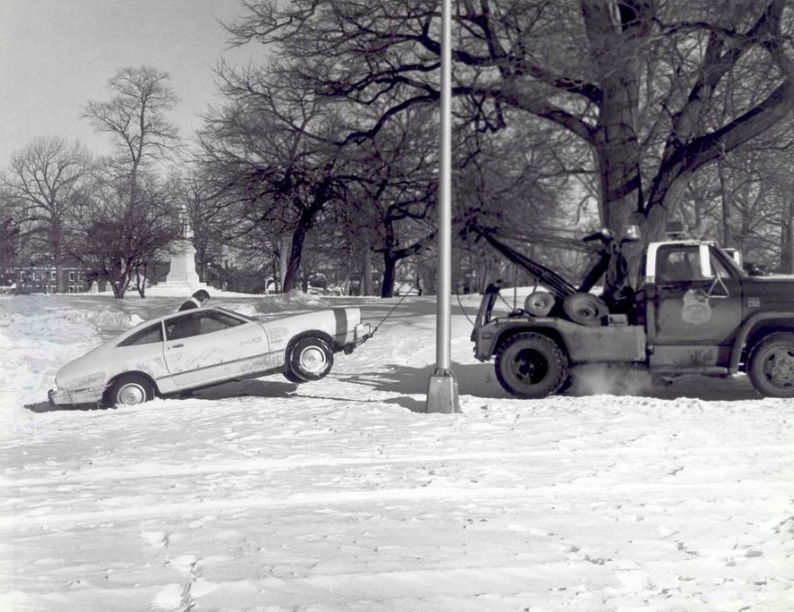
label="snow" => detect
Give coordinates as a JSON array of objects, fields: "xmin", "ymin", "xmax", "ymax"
[{"xmin": 1, "ymin": 292, "xmax": 792, "ymax": 611}]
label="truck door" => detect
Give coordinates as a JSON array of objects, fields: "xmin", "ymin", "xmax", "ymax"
[{"xmin": 650, "ymin": 244, "xmax": 743, "ymax": 369}]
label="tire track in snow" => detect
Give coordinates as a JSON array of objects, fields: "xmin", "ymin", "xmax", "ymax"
[
  {"xmin": 1, "ymin": 480, "xmax": 788, "ymax": 530},
  {"xmin": 2, "ymin": 445, "xmax": 791, "ymax": 488}
]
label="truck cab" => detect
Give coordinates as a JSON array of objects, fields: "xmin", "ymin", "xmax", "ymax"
[{"xmin": 471, "ymin": 231, "xmax": 794, "ymax": 399}]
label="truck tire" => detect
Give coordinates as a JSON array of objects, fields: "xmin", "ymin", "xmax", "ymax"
[
  {"xmin": 525, "ymin": 291, "xmax": 555, "ymax": 317},
  {"xmin": 495, "ymin": 332, "xmax": 569, "ymax": 399},
  {"xmin": 563, "ymin": 293, "xmax": 607, "ymax": 326},
  {"xmin": 748, "ymin": 332, "xmax": 794, "ymax": 398}
]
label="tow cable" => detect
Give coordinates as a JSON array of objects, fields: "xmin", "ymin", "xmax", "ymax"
[
  {"xmin": 368, "ymin": 292, "xmax": 412, "ymax": 339},
  {"xmin": 367, "ymin": 291, "xmax": 476, "ymax": 340}
]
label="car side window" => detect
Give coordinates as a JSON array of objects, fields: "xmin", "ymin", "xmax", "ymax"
[
  {"xmin": 165, "ymin": 311, "xmax": 245, "ymax": 341},
  {"xmin": 118, "ymin": 323, "xmax": 163, "ymax": 347},
  {"xmin": 201, "ymin": 311, "xmax": 246, "ymax": 334}
]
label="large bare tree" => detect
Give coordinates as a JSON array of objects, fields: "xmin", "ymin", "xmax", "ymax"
[
  {"xmin": 225, "ymin": 0, "xmax": 794, "ymax": 262},
  {"xmin": 82, "ymin": 66, "xmax": 181, "ymax": 297},
  {"xmin": 83, "ymin": 66, "xmax": 179, "ymax": 187},
  {"xmin": 197, "ymin": 66, "xmax": 349, "ymax": 292}
]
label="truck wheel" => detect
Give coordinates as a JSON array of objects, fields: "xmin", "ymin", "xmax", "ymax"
[
  {"xmin": 748, "ymin": 332, "xmax": 794, "ymax": 398},
  {"xmin": 105, "ymin": 374, "xmax": 156, "ymax": 407},
  {"xmin": 495, "ymin": 333, "xmax": 569, "ymax": 399}
]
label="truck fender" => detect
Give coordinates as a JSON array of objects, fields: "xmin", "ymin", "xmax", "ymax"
[
  {"xmin": 729, "ymin": 312, "xmax": 794, "ymax": 374},
  {"xmin": 493, "ymin": 324, "xmax": 568, "ymax": 359}
]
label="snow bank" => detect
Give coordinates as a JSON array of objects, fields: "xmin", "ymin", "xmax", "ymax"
[{"xmin": 0, "ymin": 296, "xmax": 146, "ymax": 436}]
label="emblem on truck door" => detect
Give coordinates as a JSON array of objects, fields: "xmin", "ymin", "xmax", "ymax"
[
  {"xmin": 681, "ymin": 289, "xmax": 712, "ymax": 325},
  {"xmin": 747, "ymin": 298, "xmax": 761, "ymax": 308}
]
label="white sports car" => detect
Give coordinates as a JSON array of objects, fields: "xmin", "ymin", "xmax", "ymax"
[{"xmin": 48, "ymin": 306, "xmax": 371, "ymax": 407}]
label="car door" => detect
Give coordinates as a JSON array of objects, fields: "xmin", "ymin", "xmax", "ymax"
[
  {"xmin": 163, "ymin": 309, "xmax": 268, "ymax": 389},
  {"xmin": 650, "ymin": 244, "xmax": 743, "ymax": 368}
]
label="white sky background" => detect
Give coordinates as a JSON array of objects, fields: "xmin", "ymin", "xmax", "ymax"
[{"xmin": 0, "ymin": 0, "xmax": 254, "ymax": 166}]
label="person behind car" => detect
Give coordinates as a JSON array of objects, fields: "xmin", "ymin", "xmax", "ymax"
[{"xmin": 178, "ymin": 289, "xmax": 210, "ymax": 312}]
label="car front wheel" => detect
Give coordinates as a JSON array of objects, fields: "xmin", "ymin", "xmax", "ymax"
[
  {"xmin": 495, "ymin": 332, "xmax": 569, "ymax": 399},
  {"xmin": 105, "ymin": 373, "xmax": 156, "ymax": 407},
  {"xmin": 287, "ymin": 337, "xmax": 334, "ymax": 382},
  {"xmin": 748, "ymin": 332, "xmax": 794, "ymax": 398}
]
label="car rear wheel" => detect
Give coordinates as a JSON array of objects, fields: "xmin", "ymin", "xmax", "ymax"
[
  {"xmin": 287, "ymin": 337, "xmax": 334, "ymax": 381},
  {"xmin": 105, "ymin": 373, "xmax": 156, "ymax": 407},
  {"xmin": 495, "ymin": 332, "xmax": 569, "ymax": 399},
  {"xmin": 748, "ymin": 332, "xmax": 794, "ymax": 398}
]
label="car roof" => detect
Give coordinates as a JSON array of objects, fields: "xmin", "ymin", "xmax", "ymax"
[{"xmin": 116, "ymin": 306, "xmax": 252, "ymax": 340}]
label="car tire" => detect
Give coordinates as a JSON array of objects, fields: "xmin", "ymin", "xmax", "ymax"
[
  {"xmin": 283, "ymin": 369, "xmax": 306, "ymax": 384},
  {"xmin": 287, "ymin": 336, "xmax": 334, "ymax": 381},
  {"xmin": 495, "ymin": 332, "xmax": 569, "ymax": 399},
  {"xmin": 105, "ymin": 373, "xmax": 156, "ymax": 407},
  {"xmin": 748, "ymin": 332, "xmax": 794, "ymax": 398}
]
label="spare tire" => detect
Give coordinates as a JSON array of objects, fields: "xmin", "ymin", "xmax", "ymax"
[
  {"xmin": 524, "ymin": 291, "xmax": 555, "ymax": 317},
  {"xmin": 563, "ymin": 293, "xmax": 607, "ymax": 326}
]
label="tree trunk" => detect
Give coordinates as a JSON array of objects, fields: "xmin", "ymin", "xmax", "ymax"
[
  {"xmin": 283, "ymin": 213, "xmax": 314, "ymax": 293},
  {"xmin": 381, "ymin": 253, "xmax": 397, "ymax": 298},
  {"xmin": 361, "ymin": 246, "xmax": 374, "ymax": 296},
  {"xmin": 784, "ymin": 200, "xmax": 794, "ymax": 274},
  {"xmin": 718, "ymin": 158, "xmax": 732, "ymax": 246},
  {"xmin": 135, "ymin": 264, "xmax": 147, "ymax": 298},
  {"xmin": 112, "ymin": 261, "xmax": 131, "ymax": 298},
  {"xmin": 278, "ymin": 234, "xmax": 290, "ymax": 292}
]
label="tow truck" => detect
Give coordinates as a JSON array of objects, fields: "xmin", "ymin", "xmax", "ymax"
[{"xmin": 470, "ymin": 224, "xmax": 794, "ymax": 398}]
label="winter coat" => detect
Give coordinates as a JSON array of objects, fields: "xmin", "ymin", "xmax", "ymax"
[{"xmin": 178, "ymin": 297, "xmax": 204, "ymax": 312}]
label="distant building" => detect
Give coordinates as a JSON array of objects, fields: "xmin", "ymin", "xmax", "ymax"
[{"xmin": 3, "ymin": 265, "xmax": 89, "ymax": 294}]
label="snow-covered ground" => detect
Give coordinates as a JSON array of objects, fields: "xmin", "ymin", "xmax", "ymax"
[{"xmin": 0, "ymin": 293, "xmax": 792, "ymax": 611}]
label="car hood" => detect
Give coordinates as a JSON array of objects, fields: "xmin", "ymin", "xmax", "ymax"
[{"xmin": 55, "ymin": 342, "xmax": 115, "ymax": 389}]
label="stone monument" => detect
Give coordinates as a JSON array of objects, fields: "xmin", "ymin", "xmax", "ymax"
[{"xmin": 153, "ymin": 205, "xmax": 208, "ymax": 293}]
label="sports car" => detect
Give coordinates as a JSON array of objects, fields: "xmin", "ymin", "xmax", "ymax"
[{"xmin": 48, "ymin": 306, "xmax": 371, "ymax": 407}]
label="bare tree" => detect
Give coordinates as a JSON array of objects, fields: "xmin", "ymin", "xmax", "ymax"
[
  {"xmin": 81, "ymin": 66, "xmax": 181, "ymax": 298},
  {"xmin": 197, "ymin": 66, "xmax": 349, "ymax": 292},
  {"xmin": 83, "ymin": 66, "xmax": 179, "ymax": 183},
  {"xmin": 1, "ymin": 136, "xmax": 94, "ymax": 291},
  {"xmin": 226, "ymin": 0, "xmax": 794, "ymax": 271},
  {"xmin": 73, "ymin": 171, "xmax": 180, "ymax": 297}
]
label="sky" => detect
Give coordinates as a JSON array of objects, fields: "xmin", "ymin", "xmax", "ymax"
[{"xmin": 0, "ymin": 0, "xmax": 255, "ymax": 166}]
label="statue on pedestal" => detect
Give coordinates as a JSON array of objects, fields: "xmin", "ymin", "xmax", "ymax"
[{"xmin": 156, "ymin": 203, "xmax": 208, "ymax": 291}]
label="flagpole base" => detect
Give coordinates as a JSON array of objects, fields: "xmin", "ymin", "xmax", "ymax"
[{"xmin": 424, "ymin": 371, "xmax": 460, "ymax": 413}]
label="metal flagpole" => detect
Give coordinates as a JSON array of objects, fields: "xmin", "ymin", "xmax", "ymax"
[{"xmin": 425, "ymin": 0, "xmax": 460, "ymax": 414}]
